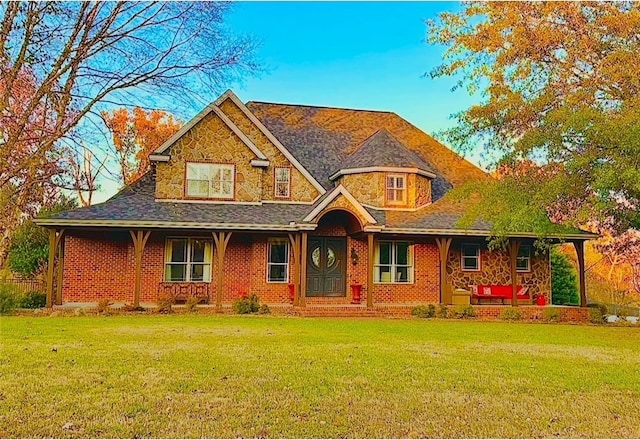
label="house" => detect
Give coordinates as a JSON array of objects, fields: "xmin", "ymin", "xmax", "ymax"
[{"xmin": 35, "ymin": 90, "xmax": 594, "ymax": 316}]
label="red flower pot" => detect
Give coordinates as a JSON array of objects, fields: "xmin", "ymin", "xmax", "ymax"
[
  {"xmin": 536, "ymin": 295, "xmax": 547, "ymax": 306},
  {"xmin": 287, "ymin": 283, "xmax": 295, "ymax": 304},
  {"xmin": 351, "ymin": 284, "xmax": 362, "ymax": 304}
]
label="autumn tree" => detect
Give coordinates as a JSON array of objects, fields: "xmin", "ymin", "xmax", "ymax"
[
  {"xmin": 428, "ymin": 2, "xmax": 640, "ymax": 234},
  {"xmin": 103, "ymin": 107, "xmax": 181, "ymax": 185},
  {"xmin": 0, "ymin": 2, "xmax": 257, "ymax": 265}
]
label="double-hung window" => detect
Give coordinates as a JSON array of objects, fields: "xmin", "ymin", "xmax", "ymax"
[
  {"xmin": 165, "ymin": 238, "xmax": 212, "ymax": 282},
  {"xmin": 461, "ymin": 244, "xmax": 480, "ymax": 271},
  {"xmin": 516, "ymin": 245, "xmax": 531, "ymax": 272},
  {"xmin": 386, "ymin": 174, "xmax": 406, "ymax": 205},
  {"xmin": 374, "ymin": 241, "xmax": 413, "ymax": 283},
  {"xmin": 267, "ymin": 239, "xmax": 289, "ymax": 282},
  {"xmin": 274, "ymin": 167, "xmax": 291, "ymax": 198},
  {"xmin": 186, "ymin": 163, "xmax": 234, "ymax": 199}
]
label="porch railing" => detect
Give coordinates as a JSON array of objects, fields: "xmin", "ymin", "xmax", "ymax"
[
  {"xmin": 158, "ymin": 282, "xmax": 210, "ymax": 304},
  {"xmin": 1, "ymin": 278, "xmax": 45, "ymax": 293}
]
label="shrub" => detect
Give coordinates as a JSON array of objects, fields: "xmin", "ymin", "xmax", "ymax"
[
  {"xmin": 588, "ymin": 302, "xmax": 608, "ymax": 317},
  {"xmin": 122, "ymin": 303, "xmax": 145, "ymax": 312},
  {"xmin": 157, "ymin": 294, "xmax": 174, "ymax": 313},
  {"xmin": 551, "ymin": 248, "xmax": 579, "ymax": 305},
  {"xmin": 588, "ymin": 307, "xmax": 604, "ymax": 324},
  {"xmin": 20, "ymin": 291, "xmax": 46, "ymax": 309},
  {"xmin": 411, "ymin": 304, "xmax": 436, "ymax": 318},
  {"xmin": 543, "ymin": 307, "xmax": 561, "ymax": 322},
  {"xmin": 452, "ymin": 304, "xmax": 476, "ymax": 319},
  {"xmin": 257, "ymin": 304, "xmax": 271, "ymax": 315},
  {"xmin": 436, "ymin": 304, "xmax": 450, "ymax": 319},
  {"xmin": 0, "ymin": 283, "xmax": 22, "ymax": 315},
  {"xmin": 232, "ymin": 293, "xmax": 260, "ymax": 314},
  {"xmin": 96, "ymin": 298, "xmax": 112, "ymax": 313},
  {"xmin": 185, "ymin": 296, "xmax": 199, "ymax": 313},
  {"xmin": 500, "ymin": 307, "xmax": 522, "ymax": 321}
]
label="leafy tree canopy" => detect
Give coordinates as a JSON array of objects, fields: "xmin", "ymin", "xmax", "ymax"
[
  {"xmin": 7, "ymin": 195, "xmax": 78, "ymax": 277},
  {"xmin": 428, "ymin": 2, "xmax": 640, "ymax": 235}
]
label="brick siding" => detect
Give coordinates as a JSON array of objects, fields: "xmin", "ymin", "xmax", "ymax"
[{"xmin": 61, "ymin": 230, "xmax": 551, "ymax": 313}]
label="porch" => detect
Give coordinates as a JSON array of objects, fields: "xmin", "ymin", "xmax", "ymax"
[{"xmin": 42, "ymin": 208, "xmax": 589, "ymax": 311}]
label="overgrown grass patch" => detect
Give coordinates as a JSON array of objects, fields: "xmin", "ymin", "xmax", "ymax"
[{"xmin": 1, "ymin": 315, "xmax": 639, "ymax": 438}]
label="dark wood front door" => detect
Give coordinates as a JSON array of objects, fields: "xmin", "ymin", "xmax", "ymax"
[{"xmin": 306, "ymin": 237, "xmax": 347, "ymax": 297}]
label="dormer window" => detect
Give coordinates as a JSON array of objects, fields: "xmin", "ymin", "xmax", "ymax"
[
  {"xmin": 275, "ymin": 166, "xmax": 291, "ymax": 198},
  {"xmin": 186, "ymin": 163, "xmax": 234, "ymax": 199},
  {"xmin": 386, "ymin": 174, "xmax": 406, "ymax": 205}
]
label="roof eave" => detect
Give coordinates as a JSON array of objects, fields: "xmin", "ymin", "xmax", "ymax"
[
  {"xmin": 33, "ymin": 218, "xmax": 318, "ymax": 231},
  {"xmin": 379, "ymin": 226, "xmax": 598, "ymax": 240},
  {"xmin": 329, "ymin": 166, "xmax": 437, "ymax": 181}
]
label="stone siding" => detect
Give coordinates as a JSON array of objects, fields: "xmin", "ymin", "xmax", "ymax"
[
  {"xmin": 340, "ymin": 173, "xmax": 385, "ymax": 207},
  {"xmin": 339, "ymin": 172, "xmax": 432, "ymax": 209},
  {"xmin": 446, "ymin": 242, "xmax": 551, "ymax": 303},
  {"xmin": 155, "ymin": 111, "xmax": 262, "ymax": 202},
  {"xmin": 218, "ymin": 98, "xmax": 320, "ymax": 202}
]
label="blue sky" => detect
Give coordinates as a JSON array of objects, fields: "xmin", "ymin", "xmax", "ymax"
[
  {"xmin": 95, "ymin": 2, "xmax": 481, "ymax": 202},
  {"xmin": 226, "ymin": 2, "xmax": 474, "ymax": 136}
]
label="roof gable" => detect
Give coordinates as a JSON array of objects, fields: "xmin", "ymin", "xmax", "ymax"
[
  {"xmin": 214, "ymin": 90, "xmax": 326, "ymax": 195},
  {"xmin": 303, "ymin": 185, "xmax": 377, "ymax": 225},
  {"xmin": 152, "ymin": 101, "xmax": 267, "ymax": 161}
]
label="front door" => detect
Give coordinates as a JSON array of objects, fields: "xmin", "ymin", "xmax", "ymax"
[{"xmin": 306, "ymin": 237, "xmax": 346, "ymax": 296}]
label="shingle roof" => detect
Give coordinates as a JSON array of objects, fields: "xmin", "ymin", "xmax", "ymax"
[
  {"xmin": 38, "ymin": 98, "xmax": 593, "ymax": 238},
  {"xmin": 336, "ymin": 128, "xmax": 437, "ymax": 175},
  {"xmin": 246, "ymin": 101, "xmax": 489, "ymax": 200},
  {"xmin": 42, "ymin": 173, "xmax": 314, "ymax": 227}
]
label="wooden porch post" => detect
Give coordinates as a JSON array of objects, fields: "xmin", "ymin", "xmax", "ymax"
[
  {"xmin": 212, "ymin": 231, "xmax": 232, "ymax": 312},
  {"xmin": 45, "ymin": 229, "xmax": 65, "ymax": 308},
  {"xmin": 299, "ymin": 232, "xmax": 308, "ymax": 307},
  {"xmin": 288, "ymin": 233, "xmax": 301, "ymax": 306},
  {"xmin": 435, "ymin": 237, "xmax": 452, "ymax": 304},
  {"xmin": 508, "ymin": 238, "xmax": 521, "ymax": 307},
  {"xmin": 572, "ymin": 240, "xmax": 587, "ymax": 307},
  {"xmin": 367, "ymin": 233, "xmax": 374, "ymax": 308},
  {"xmin": 55, "ymin": 235, "xmax": 65, "ymax": 305},
  {"xmin": 130, "ymin": 230, "xmax": 151, "ymax": 308}
]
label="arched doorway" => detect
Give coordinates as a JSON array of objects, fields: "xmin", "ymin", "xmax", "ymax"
[{"xmin": 306, "ymin": 209, "xmax": 363, "ymax": 297}]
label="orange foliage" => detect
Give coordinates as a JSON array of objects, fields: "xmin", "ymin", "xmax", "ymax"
[{"xmin": 102, "ymin": 108, "xmax": 181, "ymax": 185}]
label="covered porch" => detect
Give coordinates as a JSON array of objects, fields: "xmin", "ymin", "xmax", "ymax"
[{"xmin": 41, "ymin": 220, "xmax": 589, "ymax": 311}]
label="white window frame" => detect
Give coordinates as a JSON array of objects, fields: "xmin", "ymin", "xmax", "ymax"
[
  {"xmin": 386, "ymin": 173, "xmax": 406, "ymax": 205},
  {"xmin": 516, "ymin": 245, "xmax": 531, "ymax": 272},
  {"xmin": 274, "ymin": 167, "xmax": 291, "ymax": 199},
  {"xmin": 267, "ymin": 239, "xmax": 289, "ymax": 283},
  {"xmin": 374, "ymin": 241, "xmax": 414, "ymax": 284},
  {"xmin": 461, "ymin": 244, "xmax": 481, "ymax": 271},
  {"xmin": 186, "ymin": 163, "xmax": 234, "ymax": 199},
  {"xmin": 164, "ymin": 237, "xmax": 212, "ymax": 282}
]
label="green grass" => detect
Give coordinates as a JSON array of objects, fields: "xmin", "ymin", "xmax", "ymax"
[{"xmin": 1, "ymin": 315, "xmax": 640, "ymax": 438}]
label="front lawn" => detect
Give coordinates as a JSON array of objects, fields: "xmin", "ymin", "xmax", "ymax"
[{"xmin": 1, "ymin": 315, "xmax": 639, "ymax": 438}]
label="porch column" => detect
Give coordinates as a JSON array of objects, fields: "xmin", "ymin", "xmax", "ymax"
[
  {"xmin": 572, "ymin": 240, "xmax": 587, "ymax": 307},
  {"xmin": 55, "ymin": 235, "xmax": 65, "ymax": 305},
  {"xmin": 299, "ymin": 232, "xmax": 308, "ymax": 307},
  {"xmin": 130, "ymin": 230, "xmax": 151, "ymax": 308},
  {"xmin": 288, "ymin": 233, "xmax": 301, "ymax": 306},
  {"xmin": 367, "ymin": 233, "xmax": 374, "ymax": 308},
  {"xmin": 435, "ymin": 237, "xmax": 452, "ymax": 304},
  {"xmin": 45, "ymin": 228, "xmax": 65, "ymax": 308},
  {"xmin": 508, "ymin": 238, "xmax": 521, "ymax": 307},
  {"xmin": 212, "ymin": 231, "xmax": 232, "ymax": 312}
]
